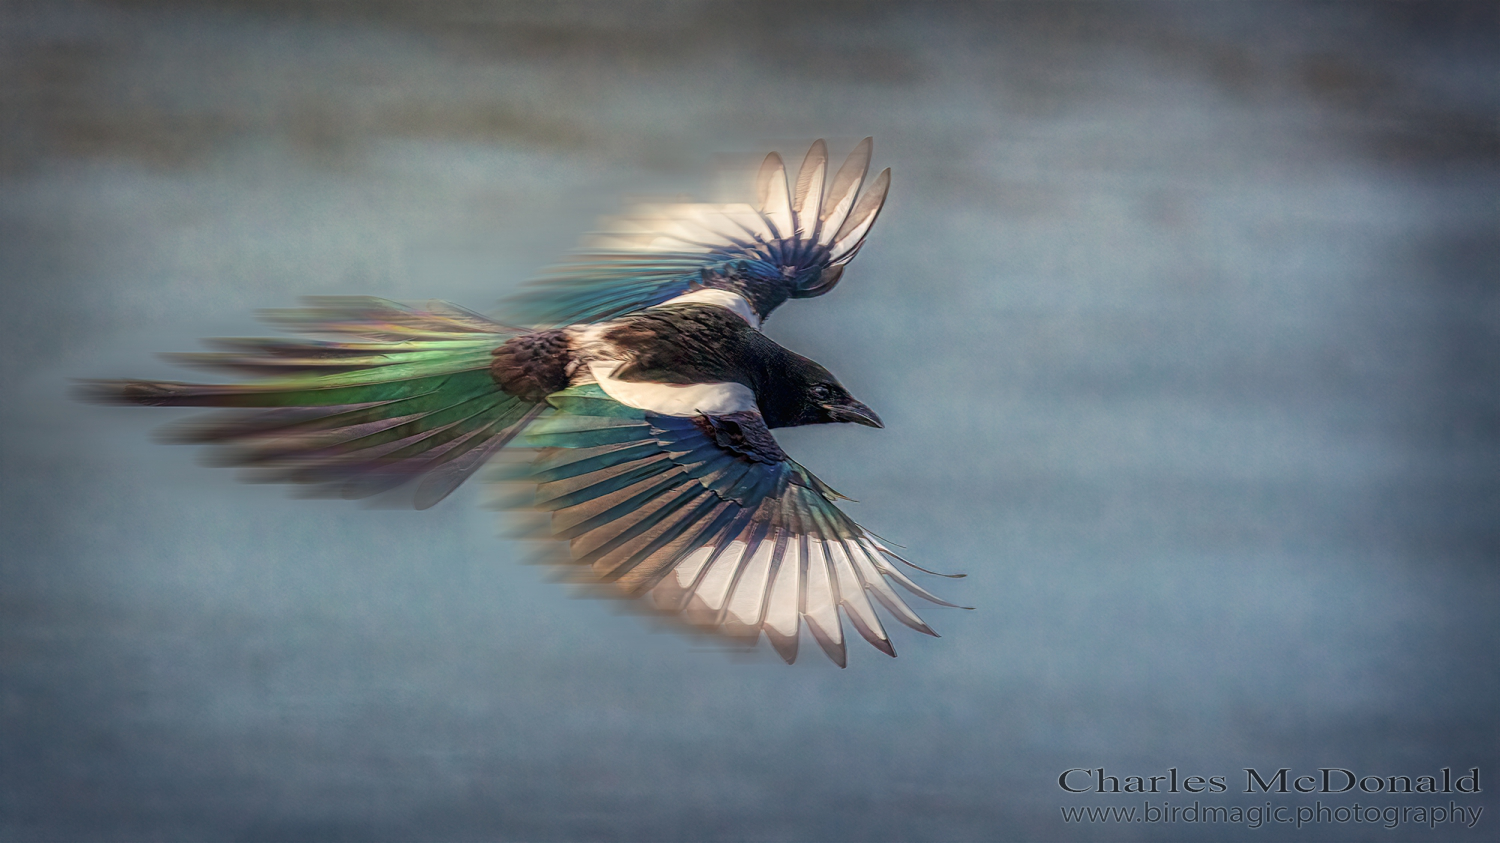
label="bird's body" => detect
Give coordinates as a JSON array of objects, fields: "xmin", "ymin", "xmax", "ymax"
[{"xmin": 86, "ymin": 139, "xmax": 963, "ymax": 666}]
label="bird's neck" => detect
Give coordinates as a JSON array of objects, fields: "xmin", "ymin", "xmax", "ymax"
[{"xmin": 739, "ymin": 332, "xmax": 814, "ymax": 428}]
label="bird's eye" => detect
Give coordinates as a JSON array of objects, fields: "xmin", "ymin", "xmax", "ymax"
[{"xmin": 811, "ymin": 384, "xmax": 832, "ymax": 402}]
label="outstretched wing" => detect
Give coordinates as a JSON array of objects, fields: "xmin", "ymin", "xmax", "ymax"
[
  {"xmin": 519, "ymin": 384, "xmax": 960, "ymax": 666},
  {"xmin": 507, "ymin": 139, "xmax": 892, "ymax": 328}
]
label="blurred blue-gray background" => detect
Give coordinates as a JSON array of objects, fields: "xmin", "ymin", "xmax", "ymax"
[{"xmin": 3, "ymin": 2, "xmax": 1497, "ymax": 841}]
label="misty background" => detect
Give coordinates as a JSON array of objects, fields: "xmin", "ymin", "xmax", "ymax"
[{"xmin": 2, "ymin": 2, "xmax": 1497, "ymax": 841}]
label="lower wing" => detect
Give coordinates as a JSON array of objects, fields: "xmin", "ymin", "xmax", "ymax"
[{"xmin": 520, "ymin": 385, "xmax": 965, "ymax": 666}]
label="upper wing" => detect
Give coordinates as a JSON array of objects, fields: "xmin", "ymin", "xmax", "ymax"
[
  {"xmin": 518, "ymin": 384, "xmax": 961, "ymax": 666},
  {"xmin": 506, "ymin": 139, "xmax": 892, "ymax": 328}
]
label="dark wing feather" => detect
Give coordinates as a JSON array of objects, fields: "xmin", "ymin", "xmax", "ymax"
[
  {"xmin": 519, "ymin": 385, "xmax": 961, "ymax": 666},
  {"xmin": 506, "ymin": 139, "xmax": 891, "ymax": 327}
]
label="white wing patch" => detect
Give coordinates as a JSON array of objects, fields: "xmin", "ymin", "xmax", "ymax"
[
  {"xmin": 642, "ymin": 526, "xmax": 957, "ymax": 665},
  {"xmin": 586, "ymin": 361, "xmax": 755, "ymax": 416},
  {"xmin": 658, "ymin": 288, "xmax": 761, "ymax": 330},
  {"xmin": 574, "ymin": 139, "xmax": 886, "ymax": 296}
]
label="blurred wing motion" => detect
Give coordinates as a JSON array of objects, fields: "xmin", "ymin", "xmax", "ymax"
[
  {"xmin": 81, "ymin": 298, "xmax": 544, "ymax": 510},
  {"xmin": 507, "ymin": 138, "xmax": 891, "ymax": 327},
  {"xmin": 521, "ymin": 385, "xmax": 962, "ymax": 666}
]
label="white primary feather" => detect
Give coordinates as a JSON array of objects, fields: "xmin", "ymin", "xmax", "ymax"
[
  {"xmin": 827, "ymin": 167, "xmax": 890, "ymax": 264},
  {"xmin": 694, "ymin": 540, "xmax": 748, "ymax": 613},
  {"xmin": 726, "ymin": 539, "xmax": 775, "ymax": 627},
  {"xmin": 668, "ymin": 546, "xmax": 715, "ymax": 593},
  {"xmin": 802, "ymin": 539, "xmax": 843, "ymax": 646},
  {"xmin": 763, "ymin": 541, "xmax": 802, "ymax": 637},
  {"xmin": 818, "ymin": 137, "xmax": 871, "ymax": 245},
  {"xmin": 851, "ymin": 539, "xmax": 933, "ymax": 632},
  {"xmin": 828, "ymin": 539, "xmax": 889, "ymax": 647},
  {"xmin": 793, "ymin": 141, "xmax": 828, "ymax": 241},
  {"xmin": 756, "ymin": 153, "xmax": 795, "ymax": 238}
]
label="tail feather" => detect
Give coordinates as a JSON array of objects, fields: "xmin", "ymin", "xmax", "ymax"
[
  {"xmin": 202, "ymin": 375, "xmax": 497, "ymax": 466},
  {"xmin": 163, "ymin": 337, "xmax": 497, "ymax": 377},
  {"xmin": 82, "ymin": 297, "xmax": 549, "ymax": 507},
  {"xmin": 412, "ymin": 403, "xmax": 548, "ymax": 509}
]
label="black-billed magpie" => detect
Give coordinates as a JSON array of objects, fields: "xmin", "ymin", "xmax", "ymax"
[{"xmin": 85, "ymin": 139, "xmax": 964, "ymax": 666}]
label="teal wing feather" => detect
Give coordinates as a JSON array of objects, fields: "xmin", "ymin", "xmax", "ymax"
[{"xmin": 519, "ymin": 384, "xmax": 960, "ymax": 667}]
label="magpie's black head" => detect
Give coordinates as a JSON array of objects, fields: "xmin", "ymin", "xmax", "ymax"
[
  {"xmin": 756, "ymin": 349, "xmax": 883, "ymax": 430},
  {"xmin": 799, "ymin": 379, "xmax": 883, "ymax": 429}
]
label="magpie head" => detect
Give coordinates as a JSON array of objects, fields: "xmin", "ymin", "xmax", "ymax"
[
  {"xmin": 749, "ymin": 337, "xmax": 882, "ymax": 429},
  {"xmin": 767, "ymin": 356, "xmax": 882, "ymax": 429},
  {"xmin": 802, "ymin": 379, "xmax": 883, "ymax": 429}
]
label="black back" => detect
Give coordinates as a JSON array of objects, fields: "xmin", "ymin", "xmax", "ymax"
[{"xmin": 603, "ymin": 304, "xmax": 845, "ymax": 428}]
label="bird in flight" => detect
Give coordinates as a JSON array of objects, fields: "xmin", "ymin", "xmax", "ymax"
[{"xmin": 86, "ymin": 139, "xmax": 964, "ymax": 666}]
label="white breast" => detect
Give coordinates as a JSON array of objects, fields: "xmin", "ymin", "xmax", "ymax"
[{"xmin": 587, "ymin": 362, "xmax": 756, "ymax": 417}]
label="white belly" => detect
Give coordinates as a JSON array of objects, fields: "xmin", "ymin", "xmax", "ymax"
[{"xmin": 587, "ymin": 362, "xmax": 756, "ymax": 417}]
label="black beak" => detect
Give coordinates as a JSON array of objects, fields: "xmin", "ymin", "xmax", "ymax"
[{"xmin": 825, "ymin": 399, "xmax": 883, "ymax": 428}]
